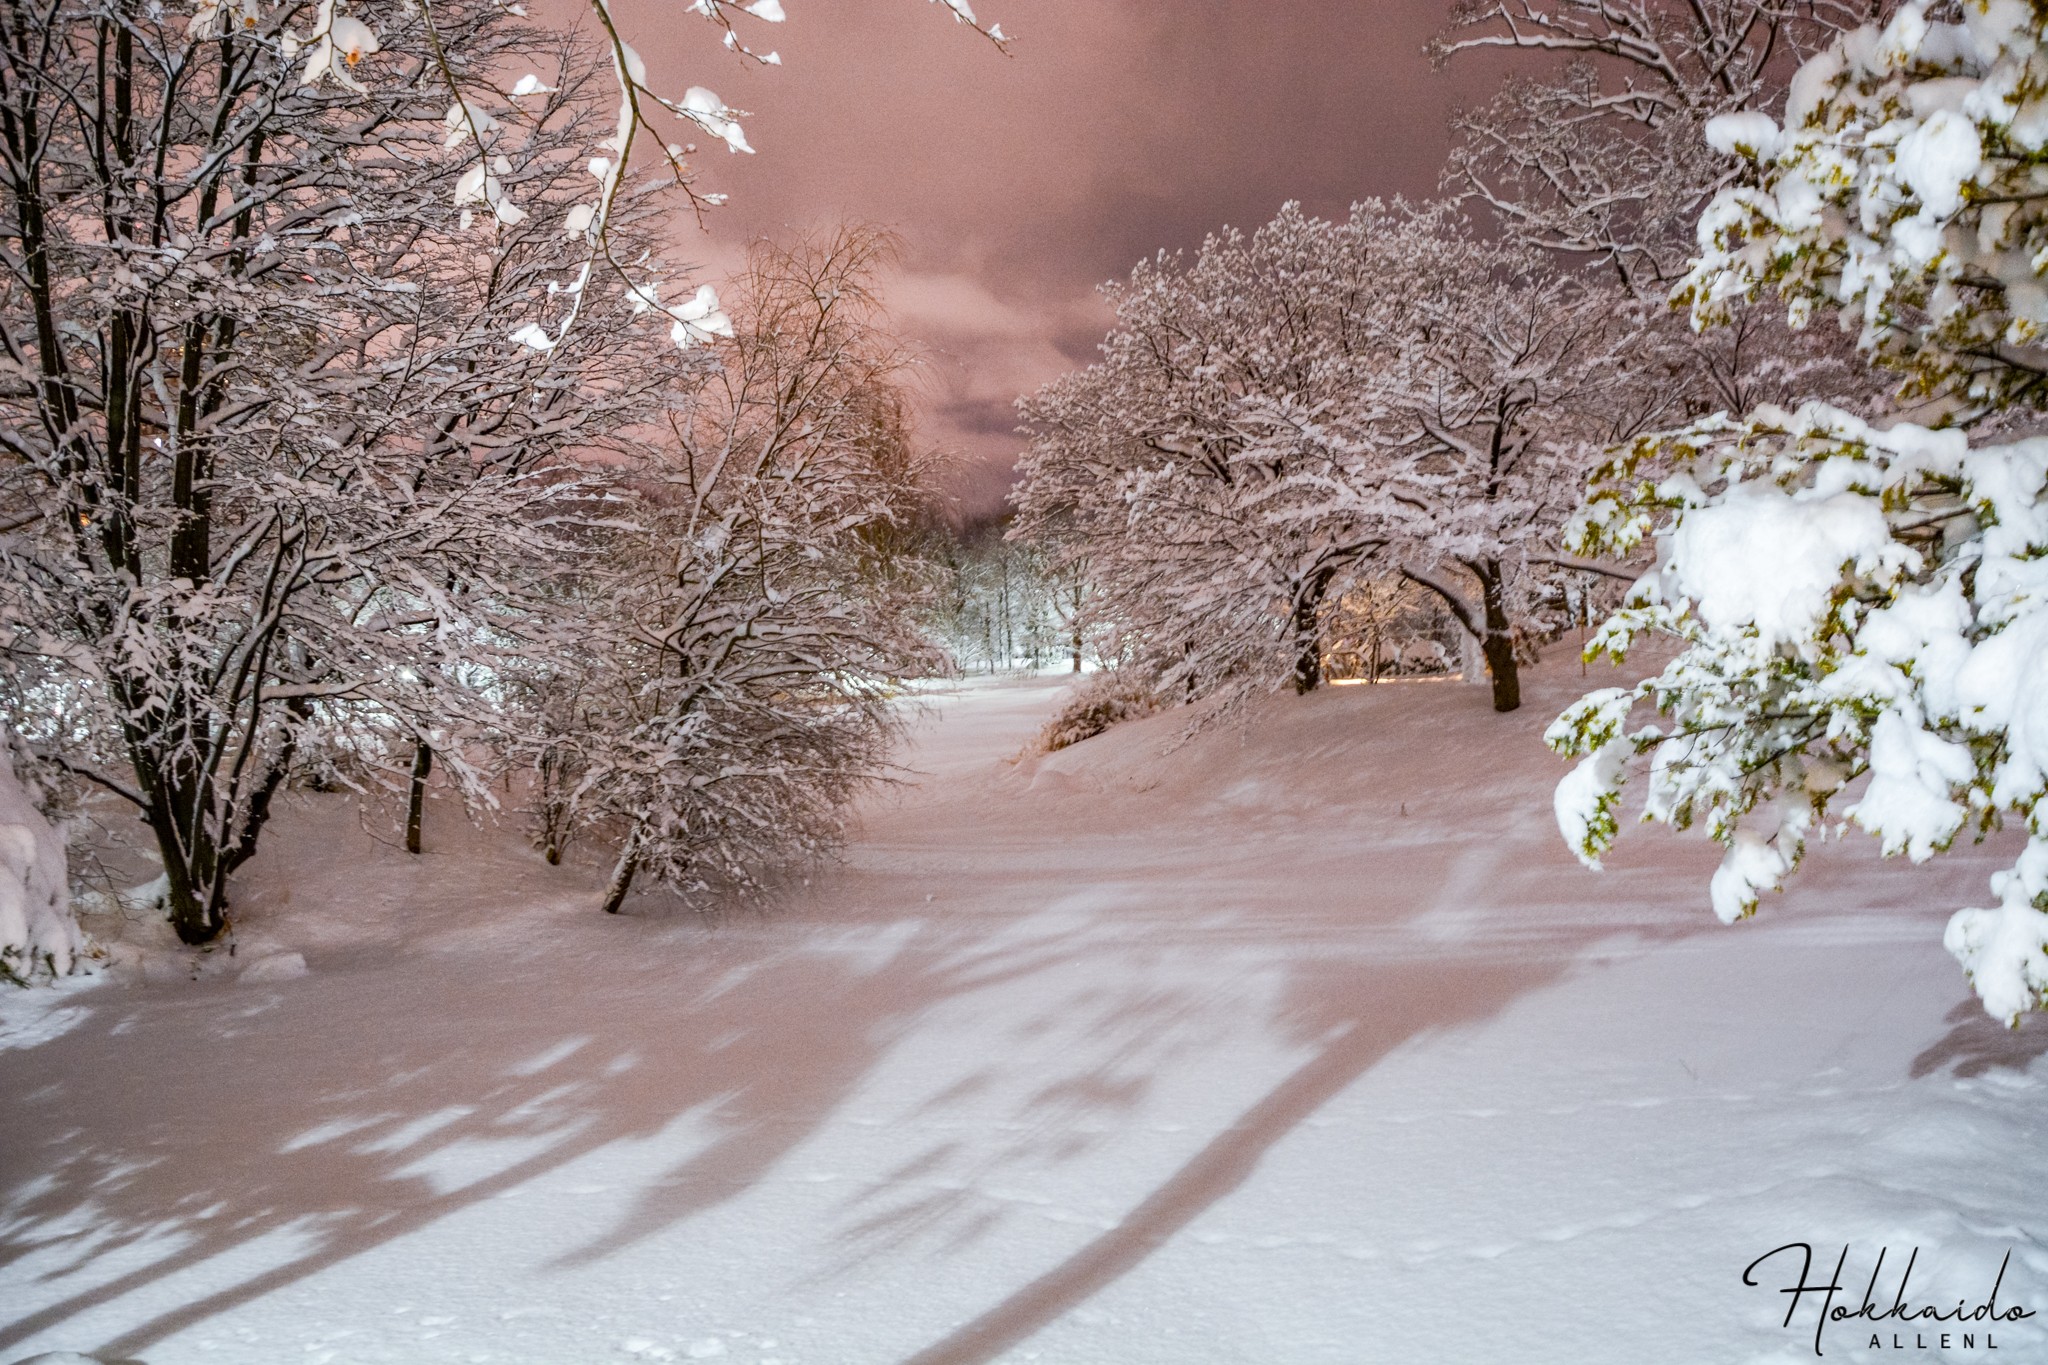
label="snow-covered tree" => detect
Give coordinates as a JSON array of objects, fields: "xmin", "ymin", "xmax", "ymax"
[
  {"xmin": 1434, "ymin": 0, "xmax": 1881, "ymax": 436},
  {"xmin": 0, "ymin": 3, "xmax": 678, "ymax": 943},
  {"xmin": 1434, "ymin": 0, "xmax": 1873, "ymax": 289},
  {"xmin": 1282, "ymin": 202, "xmax": 1679, "ymax": 711},
  {"xmin": 930, "ymin": 532, "xmax": 1046, "ymax": 673},
  {"xmin": 455, "ymin": 0, "xmax": 1004, "ymax": 358},
  {"xmin": 1549, "ymin": 0, "xmax": 2048, "ymax": 1022},
  {"xmin": 1014, "ymin": 205, "xmax": 1406, "ymax": 704},
  {"xmin": 1319, "ymin": 575, "xmax": 1464, "ymax": 682},
  {"xmin": 1016, "ymin": 201, "xmax": 1671, "ymax": 713},
  {"xmin": 925, "ymin": 523, "xmax": 1098, "ymax": 674},
  {"xmin": 533, "ymin": 226, "xmax": 946, "ymax": 914}
]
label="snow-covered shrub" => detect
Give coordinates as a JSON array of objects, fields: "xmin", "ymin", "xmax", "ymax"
[
  {"xmin": 1552, "ymin": 0, "xmax": 2048, "ymax": 1022},
  {"xmin": 0, "ymin": 744, "xmax": 82, "ymax": 984},
  {"xmin": 1037, "ymin": 673, "xmax": 1163, "ymax": 753},
  {"xmin": 546, "ymin": 228, "xmax": 947, "ymax": 914}
]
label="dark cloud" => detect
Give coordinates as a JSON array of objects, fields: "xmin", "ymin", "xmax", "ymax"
[
  {"xmin": 942, "ymin": 398, "xmax": 1030, "ymax": 441},
  {"xmin": 601, "ymin": 0, "xmax": 1513, "ymax": 517}
]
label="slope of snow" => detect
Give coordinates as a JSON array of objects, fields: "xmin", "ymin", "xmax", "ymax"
[{"xmin": 1, "ymin": 668, "xmax": 2043, "ymax": 1364}]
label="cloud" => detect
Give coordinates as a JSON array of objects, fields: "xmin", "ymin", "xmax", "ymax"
[
  {"xmin": 884, "ymin": 267, "xmax": 1109, "ymax": 513},
  {"xmin": 592, "ymin": 0, "xmax": 1514, "ymax": 515}
]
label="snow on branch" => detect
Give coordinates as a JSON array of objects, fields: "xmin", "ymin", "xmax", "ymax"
[
  {"xmin": 1015, "ymin": 199, "xmax": 1682, "ymax": 714},
  {"xmin": 1549, "ymin": 2, "xmax": 2048, "ymax": 1018}
]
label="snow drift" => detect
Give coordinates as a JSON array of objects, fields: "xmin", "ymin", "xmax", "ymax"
[{"xmin": 0, "ymin": 746, "xmax": 80, "ymax": 983}]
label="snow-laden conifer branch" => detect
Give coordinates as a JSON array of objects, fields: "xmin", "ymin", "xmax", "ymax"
[{"xmin": 1550, "ymin": 0, "xmax": 2048, "ymax": 1022}]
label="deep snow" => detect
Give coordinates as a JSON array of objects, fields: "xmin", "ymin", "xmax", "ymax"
[{"xmin": 2, "ymin": 669, "xmax": 2044, "ymax": 1364}]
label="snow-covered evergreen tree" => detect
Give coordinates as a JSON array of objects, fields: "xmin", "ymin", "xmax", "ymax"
[{"xmin": 1550, "ymin": 0, "xmax": 2048, "ymax": 1022}]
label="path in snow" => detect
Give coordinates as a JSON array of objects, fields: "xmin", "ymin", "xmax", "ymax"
[{"xmin": 2, "ymin": 670, "xmax": 2046, "ymax": 1364}]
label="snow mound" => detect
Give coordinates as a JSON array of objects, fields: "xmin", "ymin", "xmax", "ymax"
[
  {"xmin": 238, "ymin": 950, "xmax": 310, "ymax": 984},
  {"xmin": 0, "ymin": 745, "xmax": 82, "ymax": 983}
]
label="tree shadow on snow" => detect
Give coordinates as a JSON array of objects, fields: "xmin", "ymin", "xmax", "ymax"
[
  {"xmin": 0, "ymin": 916, "xmax": 1087, "ymax": 1361},
  {"xmin": 1910, "ymin": 997, "xmax": 2048, "ymax": 1079},
  {"xmin": 833, "ymin": 831, "xmax": 1720, "ymax": 1365},
  {"xmin": 0, "ymin": 724, "xmax": 1722, "ymax": 1365},
  {"xmin": 895, "ymin": 953, "xmax": 1561, "ymax": 1365}
]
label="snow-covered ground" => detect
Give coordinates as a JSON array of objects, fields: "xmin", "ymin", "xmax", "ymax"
[{"xmin": 3, "ymin": 669, "xmax": 2045, "ymax": 1365}]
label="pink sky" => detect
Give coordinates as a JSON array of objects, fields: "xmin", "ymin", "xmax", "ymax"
[{"xmin": 605, "ymin": 0, "xmax": 1511, "ymax": 519}]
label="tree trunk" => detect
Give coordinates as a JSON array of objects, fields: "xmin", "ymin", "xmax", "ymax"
[
  {"xmin": 134, "ymin": 685, "xmax": 231, "ymax": 945},
  {"xmin": 160, "ymin": 852, "xmax": 225, "ymax": 945},
  {"xmin": 1476, "ymin": 558, "xmax": 1521, "ymax": 714},
  {"xmin": 600, "ymin": 838, "xmax": 640, "ymax": 915},
  {"xmin": 1291, "ymin": 630, "xmax": 1322, "ymax": 694},
  {"xmin": 1070, "ymin": 582, "xmax": 1085, "ymax": 672},
  {"xmin": 405, "ymin": 740, "xmax": 432, "ymax": 855},
  {"xmin": 1289, "ymin": 568, "xmax": 1335, "ymax": 695},
  {"xmin": 146, "ymin": 790, "xmax": 227, "ymax": 945},
  {"xmin": 129, "ymin": 682, "xmax": 302, "ymax": 946},
  {"xmin": 1457, "ymin": 625, "xmax": 1486, "ymax": 689}
]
